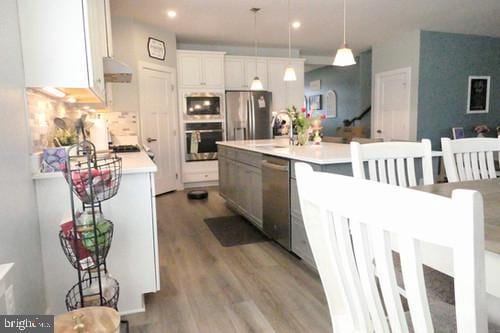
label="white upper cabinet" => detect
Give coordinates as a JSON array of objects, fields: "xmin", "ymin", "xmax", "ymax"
[
  {"xmin": 225, "ymin": 57, "xmax": 247, "ymax": 89},
  {"xmin": 177, "ymin": 51, "xmax": 225, "ymax": 89},
  {"xmin": 267, "ymin": 58, "xmax": 305, "ymax": 111},
  {"xmin": 225, "ymin": 56, "xmax": 268, "ymax": 90},
  {"xmin": 17, "ymin": 0, "xmax": 109, "ymax": 102}
]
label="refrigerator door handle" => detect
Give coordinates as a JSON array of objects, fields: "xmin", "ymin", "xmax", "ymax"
[
  {"xmin": 246, "ymin": 99, "xmax": 252, "ymax": 140},
  {"xmin": 249, "ymin": 95, "xmax": 256, "ymax": 139}
]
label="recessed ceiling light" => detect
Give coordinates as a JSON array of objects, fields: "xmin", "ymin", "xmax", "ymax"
[
  {"xmin": 167, "ymin": 10, "xmax": 177, "ymax": 18},
  {"xmin": 292, "ymin": 21, "xmax": 301, "ymax": 29}
]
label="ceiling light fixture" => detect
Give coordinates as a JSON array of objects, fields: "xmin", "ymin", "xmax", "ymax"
[
  {"xmin": 292, "ymin": 21, "xmax": 301, "ymax": 29},
  {"xmin": 40, "ymin": 87, "xmax": 66, "ymax": 98},
  {"xmin": 283, "ymin": 0, "xmax": 297, "ymax": 82},
  {"xmin": 250, "ymin": 8, "xmax": 263, "ymax": 91},
  {"xmin": 167, "ymin": 10, "xmax": 177, "ymax": 18},
  {"xmin": 333, "ymin": 0, "xmax": 356, "ymax": 66}
]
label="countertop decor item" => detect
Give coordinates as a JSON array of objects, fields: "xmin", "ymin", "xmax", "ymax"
[
  {"xmin": 311, "ymin": 114, "xmax": 326, "ymax": 145},
  {"xmin": 41, "ymin": 147, "xmax": 67, "ymax": 172}
]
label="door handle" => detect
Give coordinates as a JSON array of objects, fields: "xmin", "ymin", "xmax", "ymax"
[
  {"xmin": 376, "ymin": 130, "xmax": 382, "ymax": 134},
  {"xmin": 262, "ymin": 160, "xmax": 289, "ymax": 172},
  {"xmin": 147, "ymin": 137, "xmax": 157, "ymax": 143}
]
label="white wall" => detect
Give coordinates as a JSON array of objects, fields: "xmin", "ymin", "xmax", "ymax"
[
  {"xmin": 371, "ymin": 30, "xmax": 421, "ymax": 140},
  {"xmin": 110, "ymin": 16, "xmax": 177, "ymax": 113},
  {"xmin": 0, "ymin": 0, "xmax": 46, "ymax": 314}
]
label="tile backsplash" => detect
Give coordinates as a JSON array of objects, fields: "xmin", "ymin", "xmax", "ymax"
[
  {"xmin": 27, "ymin": 89, "xmax": 139, "ymax": 152},
  {"xmin": 97, "ymin": 111, "xmax": 138, "ymax": 137},
  {"xmin": 27, "ymin": 89, "xmax": 78, "ymax": 152}
]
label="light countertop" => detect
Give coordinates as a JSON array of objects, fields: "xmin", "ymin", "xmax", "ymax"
[
  {"xmin": 217, "ymin": 139, "xmax": 442, "ymax": 165},
  {"xmin": 32, "ymin": 151, "xmax": 157, "ymax": 180}
]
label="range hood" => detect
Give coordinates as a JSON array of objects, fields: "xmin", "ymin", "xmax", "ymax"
[{"xmin": 103, "ymin": 57, "xmax": 132, "ymax": 83}]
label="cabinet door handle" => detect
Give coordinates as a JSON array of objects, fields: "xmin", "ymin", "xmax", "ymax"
[{"xmin": 147, "ymin": 137, "xmax": 157, "ymax": 143}]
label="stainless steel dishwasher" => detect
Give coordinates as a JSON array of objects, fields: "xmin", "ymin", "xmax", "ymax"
[{"xmin": 262, "ymin": 155, "xmax": 290, "ymax": 250}]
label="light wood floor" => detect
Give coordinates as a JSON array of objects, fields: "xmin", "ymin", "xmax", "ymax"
[{"xmin": 123, "ymin": 187, "xmax": 332, "ymax": 332}]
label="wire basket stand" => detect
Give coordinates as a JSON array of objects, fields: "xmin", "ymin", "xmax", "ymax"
[{"xmin": 61, "ymin": 140, "xmax": 122, "ymax": 311}]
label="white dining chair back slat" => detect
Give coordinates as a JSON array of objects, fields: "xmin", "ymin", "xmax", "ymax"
[
  {"xmin": 350, "ymin": 139, "xmax": 434, "ymax": 187},
  {"xmin": 295, "ymin": 163, "xmax": 487, "ymax": 332},
  {"xmin": 441, "ymin": 138, "xmax": 500, "ymax": 182}
]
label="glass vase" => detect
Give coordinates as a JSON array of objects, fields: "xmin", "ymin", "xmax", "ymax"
[{"xmin": 297, "ymin": 130, "xmax": 309, "ymax": 146}]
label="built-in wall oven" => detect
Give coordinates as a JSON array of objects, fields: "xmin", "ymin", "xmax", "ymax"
[
  {"xmin": 185, "ymin": 122, "xmax": 223, "ymax": 162},
  {"xmin": 183, "ymin": 92, "xmax": 224, "ymax": 121}
]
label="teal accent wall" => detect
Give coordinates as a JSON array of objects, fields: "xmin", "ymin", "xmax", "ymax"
[
  {"xmin": 305, "ymin": 49, "xmax": 372, "ymax": 136},
  {"xmin": 417, "ymin": 31, "xmax": 500, "ymax": 148}
]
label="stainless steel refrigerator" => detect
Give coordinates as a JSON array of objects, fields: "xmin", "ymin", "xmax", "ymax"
[{"xmin": 225, "ymin": 91, "xmax": 273, "ymax": 141}]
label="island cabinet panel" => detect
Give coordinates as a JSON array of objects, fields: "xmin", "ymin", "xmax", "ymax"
[
  {"xmin": 218, "ymin": 146, "xmax": 263, "ymax": 229},
  {"xmin": 289, "ymin": 161, "xmax": 353, "ymax": 269}
]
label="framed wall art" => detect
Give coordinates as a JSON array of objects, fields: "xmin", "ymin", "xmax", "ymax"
[
  {"xmin": 467, "ymin": 76, "xmax": 490, "ymax": 114},
  {"xmin": 148, "ymin": 37, "xmax": 166, "ymax": 61},
  {"xmin": 309, "ymin": 95, "xmax": 322, "ymax": 111},
  {"xmin": 325, "ymin": 90, "xmax": 337, "ymax": 118}
]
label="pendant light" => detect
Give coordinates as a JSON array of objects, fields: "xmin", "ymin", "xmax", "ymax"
[
  {"xmin": 333, "ymin": 0, "xmax": 356, "ymax": 66},
  {"xmin": 250, "ymin": 8, "xmax": 264, "ymax": 90},
  {"xmin": 283, "ymin": 0, "xmax": 297, "ymax": 81}
]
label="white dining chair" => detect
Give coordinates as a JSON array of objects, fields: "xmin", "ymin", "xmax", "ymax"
[
  {"xmin": 350, "ymin": 139, "xmax": 434, "ymax": 187},
  {"xmin": 441, "ymin": 137, "xmax": 500, "ymax": 182},
  {"xmin": 295, "ymin": 162, "xmax": 488, "ymax": 332}
]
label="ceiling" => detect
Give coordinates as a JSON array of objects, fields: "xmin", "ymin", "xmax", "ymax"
[{"xmin": 110, "ymin": 0, "xmax": 500, "ymax": 56}]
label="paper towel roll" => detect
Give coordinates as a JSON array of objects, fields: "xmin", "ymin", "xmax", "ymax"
[{"xmin": 89, "ymin": 118, "xmax": 109, "ymax": 152}]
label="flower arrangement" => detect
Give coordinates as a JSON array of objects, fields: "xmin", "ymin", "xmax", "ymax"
[
  {"xmin": 287, "ymin": 106, "xmax": 327, "ymax": 145},
  {"xmin": 287, "ymin": 106, "xmax": 311, "ymax": 134},
  {"xmin": 474, "ymin": 124, "xmax": 490, "ymax": 137}
]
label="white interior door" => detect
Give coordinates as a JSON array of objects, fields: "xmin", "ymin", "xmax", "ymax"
[
  {"xmin": 374, "ymin": 68, "xmax": 411, "ymax": 141},
  {"xmin": 139, "ymin": 63, "xmax": 178, "ymax": 195}
]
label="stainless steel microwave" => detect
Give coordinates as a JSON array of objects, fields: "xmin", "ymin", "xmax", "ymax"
[{"xmin": 183, "ymin": 92, "xmax": 224, "ymax": 120}]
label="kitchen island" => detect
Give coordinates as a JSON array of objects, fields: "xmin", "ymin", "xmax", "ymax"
[
  {"xmin": 217, "ymin": 139, "xmax": 440, "ymax": 269},
  {"xmin": 33, "ymin": 151, "xmax": 159, "ymax": 315}
]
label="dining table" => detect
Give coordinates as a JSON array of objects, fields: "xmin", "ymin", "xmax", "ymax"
[{"xmin": 414, "ymin": 178, "xmax": 500, "ymax": 323}]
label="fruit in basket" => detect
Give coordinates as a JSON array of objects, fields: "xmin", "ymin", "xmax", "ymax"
[
  {"xmin": 60, "ymin": 220, "xmax": 94, "ymax": 268},
  {"xmin": 71, "ymin": 168, "xmax": 115, "ymax": 202},
  {"xmin": 82, "ymin": 220, "xmax": 112, "ymax": 251}
]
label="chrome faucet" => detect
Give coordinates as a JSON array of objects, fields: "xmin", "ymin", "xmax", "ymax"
[{"xmin": 271, "ymin": 110, "xmax": 294, "ymax": 145}]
